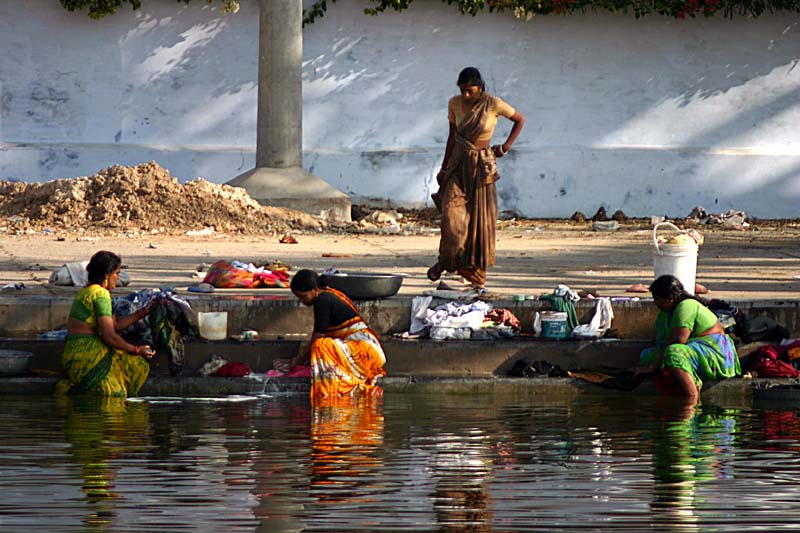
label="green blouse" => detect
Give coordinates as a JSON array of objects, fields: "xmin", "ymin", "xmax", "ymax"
[
  {"xmin": 669, "ymin": 298, "xmax": 718, "ymax": 338},
  {"xmin": 69, "ymin": 284, "xmax": 113, "ymax": 327}
]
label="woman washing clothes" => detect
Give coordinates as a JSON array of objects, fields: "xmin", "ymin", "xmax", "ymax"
[
  {"xmin": 428, "ymin": 66, "xmax": 525, "ymax": 291},
  {"xmin": 290, "ymin": 269, "xmax": 387, "ymax": 402},
  {"xmin": 55, "ymin": 251, "xmax": 154, "ymax": 397},
  {"xmin": 635, "ymin": 275, "xmax": 741, "ymax": 400}
]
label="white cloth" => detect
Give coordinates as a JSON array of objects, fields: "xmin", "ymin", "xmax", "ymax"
[
  {"xmin": 49, "ymin": 261, "xmax": 89, "ymax": 286},
  {"xmin": 409, "ymin": 296, "xmax": 434, "ymax": 335},
  {"xmin": 554, "ymin": 284, "xmax": 580, "ymax": 302},
  {"xmin": 571, "ymin": 297, "xmax": 614, "ymax": 338},
  {"xmin": 409, "ymin": 298, "xmax": 493, "ymax": 337}
]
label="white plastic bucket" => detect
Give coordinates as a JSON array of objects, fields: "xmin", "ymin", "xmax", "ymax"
[
  {"xmin": 652, "ymin": 222, "xmax": 698, "ymax": 295},
  {"xmin": 540, "ymin": 311, "xmax": 568, "ymax": 339},
  {"xmin": 198, "ymin": 312, "xmax": 228, "ymax": 340}
]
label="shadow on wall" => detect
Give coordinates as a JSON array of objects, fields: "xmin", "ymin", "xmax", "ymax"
[
  {"xmin": 300, "ymin": 2, "xmax": 800, "ymax": 211},
  {"xmin": 0, "ymin": 0, "xmax": 798, "ymax": 211}
]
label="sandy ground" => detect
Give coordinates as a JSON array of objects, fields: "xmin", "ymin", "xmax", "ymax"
[{"xmin": 2, "ymin": 221, "xmax": 799, "ymax": 301}]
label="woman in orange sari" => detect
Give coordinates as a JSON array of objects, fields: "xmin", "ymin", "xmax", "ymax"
[
  {"xmin": 290, "ymin": 269, "xmax": 387, "ymax": 402},
  {"xmin": 428, "ymin": 67, "xmax": 525, "ymax": 290},
  {"xmin": 428, "ymin": 67, "xmax": 525, "ymax": 289}
]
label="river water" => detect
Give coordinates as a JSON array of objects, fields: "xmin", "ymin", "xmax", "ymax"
[{"xmin": 1, "ymin": 390, "xmax": 799, "ymax": 532}]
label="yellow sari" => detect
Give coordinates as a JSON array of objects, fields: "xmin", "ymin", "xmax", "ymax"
[
  {"xmin": 55, "ymin": 284, "xmax": 150, "ymax": 397},
  {"xmin": 310, "ymin": 288, "xmax": 387, "ymax": 403}
]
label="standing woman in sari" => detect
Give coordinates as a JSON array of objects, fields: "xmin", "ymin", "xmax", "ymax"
[
  {"xmin": 290, "ymin": 269, "xmax": 387, "ymax": 402},
  {"xmin": 428, "ymin": 67, "xmax": 525, "ymax": 290},
  {"xmin": 55, "ymin": 251, "xmax": 155, "ymax": 397},
  {"xmin": 635, "ymin": 275, "xmax": 741, "ymax": 400}
]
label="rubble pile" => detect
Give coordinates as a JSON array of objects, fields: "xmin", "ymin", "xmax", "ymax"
[{"xmin": 0, "ymin": 162, "xmax": 325, "ymax": 235}]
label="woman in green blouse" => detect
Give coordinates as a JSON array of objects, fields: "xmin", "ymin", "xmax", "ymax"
[
  {"xmin": 636, "ymin": 275, "xmax": 741, "ymax": 400},
  {"xmin": 55, "ymin": 251, "xmax": 154, "ymax": 397}
]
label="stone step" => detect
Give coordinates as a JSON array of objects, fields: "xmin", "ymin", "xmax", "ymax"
[{"xmin": 2, "ymin": 293, "xmax": 799, "ymax": 340}]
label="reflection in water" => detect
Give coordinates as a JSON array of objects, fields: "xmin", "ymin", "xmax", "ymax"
[
  {"xmin": 429, "ymin": 429, "xmax": 494, "ymax": 533},
  {"xmin": 2, "ymin": 392, "xmax": 800, "ymax": 532},
  {"xmin": 649, "ymin": 398, "xmax": 738, "ymax": 532},
  {"xmin": 56, "ymin": 396, "xmax": 150, "ymax": 532},
  {"xmin": 306, "ymin": 396, "xmax": 386, "ymax": 527}
]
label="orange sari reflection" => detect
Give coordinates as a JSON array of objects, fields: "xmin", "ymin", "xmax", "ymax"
[{"xmin": 309, "ymin": 395, "xmax": 385, "ymax": 505}]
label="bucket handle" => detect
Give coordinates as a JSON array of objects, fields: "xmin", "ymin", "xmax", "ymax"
[{"xmin": 652, "ymin": 222, "xmax": 685, "ymax": 254}]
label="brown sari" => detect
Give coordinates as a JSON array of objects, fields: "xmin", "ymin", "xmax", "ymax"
[{"xmin": 434, "ymin": 93, "xmax": 499, "ymax": 287}]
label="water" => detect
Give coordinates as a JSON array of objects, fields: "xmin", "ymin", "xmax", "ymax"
[{"xmin": 1, "ymin": 391, "xmax": 800, "ymax": 532}]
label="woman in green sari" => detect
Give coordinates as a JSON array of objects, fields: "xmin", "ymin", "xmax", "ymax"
[
  {"xmin": 636, "ymin": 275, "xmax": 741, "ymax": 400},
  {"xmin": 55, "ymin": 251, "xmax": 155, "ymax": 397}
]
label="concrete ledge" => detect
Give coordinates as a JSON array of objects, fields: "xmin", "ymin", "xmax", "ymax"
[
  {"xmin": 0, "ymin": 375, "xmax": 787, "ymax": 402},
  {"xmin": 2, "ymin": 293, "xmax": 798, "ymax": 340},
  {"xmin": 0, "ymin": 337, "xmax": 779, "ymax": 381}
]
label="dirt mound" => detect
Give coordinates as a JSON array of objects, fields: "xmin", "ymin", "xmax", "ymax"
[{"xmin": 0, "ymin": 162, "xmax": 324, "ymax": 236}]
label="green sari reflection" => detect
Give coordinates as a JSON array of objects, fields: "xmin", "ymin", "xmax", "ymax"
[
  {"xmin": 648, "ymin": 399, "xmax": 738, "ymax": 532},
  {"xmin": 56, "ymin": 395, "xmax": 150, "ymax": 531}
]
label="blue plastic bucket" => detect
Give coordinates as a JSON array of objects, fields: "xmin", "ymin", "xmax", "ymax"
[{"xmin": 540, "ymin": 311, "xmax": 568, "ymax": 339}]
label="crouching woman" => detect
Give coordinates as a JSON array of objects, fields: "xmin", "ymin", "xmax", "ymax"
[
  {"xmin": 55, "ymin": 251, "xmax": 154, "ymax": 397},
  {"xmin": 635, "ymin": 275, "xmax": 741, "ymax": 400},
  {"xmin": 290, "ymin": 269, "xmax": 387, "ymax": 402}
]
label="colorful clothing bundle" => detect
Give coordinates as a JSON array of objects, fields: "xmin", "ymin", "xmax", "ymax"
[
  {"xmin": 640, "ymin": 298, "xmax": 741, "ymax": 391},
  {"xmin": 55, "ymin": 285, "xmax": 149, "ymax": 397},
  {"xmin": 309, "ymin": 288, "xmax": 387, "ymax": 403},
  {"xmin": 115, "ymin": 288, "xmax": 197, "ymax": 377},
  {"xmin": 203, "ymin": 260, "xmax": 290, "ymax": 288}
]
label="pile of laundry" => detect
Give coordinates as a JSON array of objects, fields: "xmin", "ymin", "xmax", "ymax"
[
  {"xmin": 743, "ymin": 340, "xmax": 800, "ymax": 378},
  {"xmin": 398, "ymin": 284, "xmax": 616, "ymax": 341},
  {"xmin": 113, "ymin": 288, "xmax": 197, "ymax": 376},
  {"xmin": 402, "ymin": 297, "xmax": 521, "ymax": 340},
  {"xmin": 201, "ymin": 259, "xmax": 290, "ymax": 288}
]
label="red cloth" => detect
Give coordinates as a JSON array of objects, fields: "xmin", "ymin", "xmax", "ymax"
[
  {"xmin": 748, "ymin": 357, "xmax": 800, "ymax": 378},
  {"xmin": 484, "ymin": 308, "xmax": 522, "ymax": 331},
  {"xmin": 214, "ymin": 362, "xmax": 252, "ymax": 377},
  {"xmin": 265, "ymin": 366, "xmax": 312, "ymax": 378}
]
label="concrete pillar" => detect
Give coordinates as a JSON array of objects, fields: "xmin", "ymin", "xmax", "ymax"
[
  {"xmin": 227, "ymin": 0, "xmax": 351, "ymax": 223},
  {"xmin": 256, "ymin": 0, "xmax": 300, "ymax": 168}
]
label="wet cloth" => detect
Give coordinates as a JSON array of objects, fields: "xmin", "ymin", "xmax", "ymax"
[
  {"xmin": 568, "ymin": 370, "xmax": 644, "ymax": 391},
  {"xmin": 114, "ymin": 288, "xmax": 197, "ymax": 377},
  {"xmin": 434, "ymin": 93, "xmax": 508, "ymax": 287},
  {"xmin": 309, "ymin": 288, "xmax": 387, "ymax": 402},
  {"xmin": 640, "ymin": 299, "xmax": 741, "ymax": 390},
  {"xmin": 55, "ymin": 285, "xmax": 149, "ymax": 397}
]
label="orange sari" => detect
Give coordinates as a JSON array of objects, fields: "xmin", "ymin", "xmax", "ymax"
[{"xmin": 310, "ymin": 288, "xmax": 387, "ymax": 403}]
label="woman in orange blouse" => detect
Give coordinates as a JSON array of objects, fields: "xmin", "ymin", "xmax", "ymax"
[{"xmin": 428, "ymin": 67, "xmax": 525, "ymax": 290}]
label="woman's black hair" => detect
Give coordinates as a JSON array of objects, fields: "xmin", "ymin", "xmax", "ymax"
[
  {"xmin": 457, "ymin": 67, "xmax": 485, "ymax": 92},
  {"xmin": 86, "ymin": 250, "xmax": 122, "ymax": 285},
  {"xmin": 649, "ymin": 274, "xmax": 708, "ymax": 307},
  {"xmin": 290, "ymin": 269, "xmax": 325, "ymax": 293}
]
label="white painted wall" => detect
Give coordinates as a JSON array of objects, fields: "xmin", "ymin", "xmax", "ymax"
[{"xmin": 1, "ymin": 0, "xmax": 798, "ymax": 217}]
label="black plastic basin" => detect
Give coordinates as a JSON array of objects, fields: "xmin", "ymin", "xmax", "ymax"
[{"xmin": 321, "ymin": 272, "xmax": 403, "ymax": 300}]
